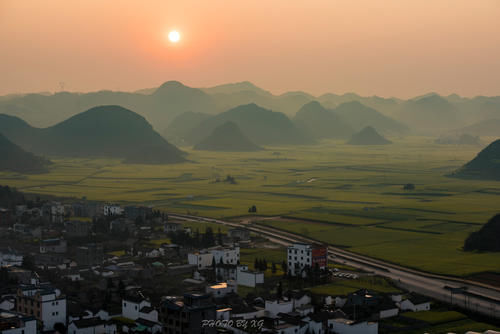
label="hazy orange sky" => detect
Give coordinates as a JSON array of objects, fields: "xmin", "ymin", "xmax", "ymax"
[{"xmin": 1, "ymin": 0, "xmax": 500, "ymax": 98}]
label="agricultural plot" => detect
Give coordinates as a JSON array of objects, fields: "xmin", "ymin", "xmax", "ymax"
[{"xmin": 1, "ymin": 137, "xmax": 499, "ymax": 276}]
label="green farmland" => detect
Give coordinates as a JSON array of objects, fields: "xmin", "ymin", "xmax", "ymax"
[{"xmin": 1, "ymin": 137, "xmax": 500, "ymax": 276}]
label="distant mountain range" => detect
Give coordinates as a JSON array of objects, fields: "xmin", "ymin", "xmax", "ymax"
[
  {"xmin": 293, "ymin": 101, "xmax": 353, "ymax": 139},
  {"xmin": 194, "ymin": 121, "xmax": 262, "ymax": 152},
  {"xmin": 185, "ymin": 103, "xmax": 313, "ymax": 146},
  {"xmin": 451, "ymin": 139, "xmax": 500, "ymax": 180},
  {"xmin": 0, "ymin": 133, "xmax": 50, "ymax": 173},
  {"xmin": 2, "ymin": 81, "xmax": 500, "ymax": 137},
  {"xmin": 452, "ymin": 119, "xmax": 500, "ymax": 137},
  {"xmin": 333, "ymin": 101, "xmax": 408, "ymax": 135},
  {"xmin": 347, "ymin": 126, "xmax": 392, "ymax": 145},
  {"xmin": 0, "ymin": 105, "xmax": 185, "ymax": 164}
]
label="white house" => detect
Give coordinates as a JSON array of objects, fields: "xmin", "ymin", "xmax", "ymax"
[
  {"xmin": 210, "ymin": 246, "xmax": 240, "ymax": 265},
  {"xmin": 122, "ymin": 297, "xmax": 157, "ymax": 322},
  {"xmin": 103, "ymin": 204, "xmax": 123, "ymax": 216},
  {"xmin": 187, "ymin": 251, "xmax": 214, "ymax": 270},
  {"xmin": 398, "ymin": 294, "xmax": 431, "ymax": 312},
  {"xmin": 379, "ymin": 301, "xmax": 399, "ymax": 319},
  {"xmin": 40, "ymin": 238, "xmax": 67, "ymax": 254},
  {"xmin": 67, "ymin": 317, "xmax": 117, "ymax": 334},
  {"xmin": 206, "ymin": 281, "xmax": 237, "ymax": 298},
  {"xmin": 0, "ymin": 311, "xmax": 37, "ymax": 334},
  {"xmin": 0, "ymin": 296, "xmax": 15, "ymax": 311},
  {"xmin": 16, "ymin": 283, "xmax": 67, "ymax": 331},
  {"xmin": 0, "ymin": 248, "xmax": 23, "ymax": 267},
  {"xmin": 328, "ymin": 318, "xmax": 378, "ymax": 334},
  {"xmin": 287, "ymin": 243, "xmax": 327, "ymax": 277},
  {"xmin": 236, "ymin": 265, "xmax": 264, "ymax": 287},
  {"xmin": 265, "ymin": 299, "xmax": 293, "ymax": 318}
]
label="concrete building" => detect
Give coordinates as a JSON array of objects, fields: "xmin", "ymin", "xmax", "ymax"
[
  {"xmin": 287, "ymin": 243, "xmax": 327, "ymax": 277},
  {"xmin": 328, "ymin": 318, "xmax": 378, "ymax": 334},
  {"xmin": 236, "ymin": 265, "xmax": 264, "ymax": 287},
  {"xmin": 163, "ymin": 222, "xmax": 182, "ymax": 233},
  {"xmin": 160, "ymin": 293, "xmax": 216, "ymax": 334},
  {"xmin": 67, "ymin": 317, "xmax": 115, "ymax": 334},
  {"xmin": 103, "ymin": 204, "xmax": 123, "ymax": 217},
  {"xmin": 0, "ymin": 208, "xmax": 11, "ymax": 225},
  {"xmin": 65, "ymin": 220, "xmax": 91, "ymax": 238},
  {"xmin": 206, "ymin": 281, "xmax": 237, "ymax": 298},
  {"xmin": 76, "ymin": 244, "xmax": 103, "ymax": 266},
  {"xmin": 398, "ymin": 294, "xmax": 431, "ymax": 312},
  {"xmin": 187, "ymin": 252, "xmax": 214, "ymax": 270},
  {"xmin": 122, "ymin": 296, "xmax": 157, "ymax": 322},
  {"xmin": 16, "ymin": 283, "xmax": 66, "ymax": 331},
  {"xmin": 265, "ymin": 299, "xmax": 294, "ymax": 318},
  {"xmin": 0, "ymin": 311, "xmax": 37, "ymax": 334},
  {"xmin": 227, "ymin": 228, "xmax": 250, "ymax": 241},
  {"xmin": 40, "ymin": 239, "xmax": 67, "ymax": 254},
  {"xmin": 210, "ymin": 246, "xmax": 240, "ymax": 265},
  {"xmin": 0, "ymin": 248, "xmax": 23, "ymax": 267}
]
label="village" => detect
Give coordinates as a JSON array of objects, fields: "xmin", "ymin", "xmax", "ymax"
[{"xmin": 0, "ymin": 197, "xmax": 494, "ymax": 334}]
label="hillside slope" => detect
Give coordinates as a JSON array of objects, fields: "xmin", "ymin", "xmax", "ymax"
[
  {"xmin": 452, "ymin": 139, "xmax": 500, "ymax": 180},
  {"xmin": 0, "ymin": 106, "xmax": 185, "ymax": 164},
  {"xmin": 0, "ymin": 133, "xmax": 50, "ymax": 173},
  {"xmin": 194, "ymin": 121, "xmax": 262, "ymax": 151},
  {"xmin": 347, "ymin": 126, "xmax": 392, "ymax": 145},
  {"xmin": 293, "ymin": 101, "xmax": 353, "ymax": 139},
  {"xmin": 186, "ymin": 103, "xmax": 313, "ymax": 146}
]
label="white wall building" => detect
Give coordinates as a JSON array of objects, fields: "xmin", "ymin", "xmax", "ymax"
[
  {"xmin": 16, "ymin": 284, "xmax": 66, "ymax": 331},
  {"xmin": 398, "ymin": 297, "xmax": 431, "ymax": 312},
  {"xmin": 188, "ymin": 252, "xmax": 214, "ymax": 270},
  {"xmin": 206, "ymin": 281, "xmax": 237, "ymax": 298},
  {"xmin": 67, "ymin": 317, "xmax": 116, "ymax": 334},
  {"xmin": 103, "ymin": 204, "xmax": 123, "ymax": 216},
  {"xmin": 122, "ymin": 297, "xmax": 157, "ymax": 322},
  {"xmin": 211, "ymin": 246, "xmax": 240, "ymax": 265},
  {"xmin": 265, "ymin": 299, "xmax": 293, "ymax": 318},
  {"xmin": 0, "ymin": 248, "xmax": 23, "ymax": 267},
  {"xmin": 328, "ymin": 318, "xmax": 378, "ymax": 334},
  {"xmin": 287, "ymin": 243, "xmax": 327, "ymax": 277},
  {"xmin": 0, "ymin": 311, "xmax": 37, "ymax": 334},
  {"xmin": 236, "ymin": 265, "xmax": 264, "ymax": 287}
]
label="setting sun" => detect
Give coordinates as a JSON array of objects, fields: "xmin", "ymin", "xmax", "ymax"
[{"xmin": 168, "ymin": 30, "xmax": 180, "ymax": 43}]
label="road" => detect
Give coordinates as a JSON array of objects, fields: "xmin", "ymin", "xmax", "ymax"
[{"xmin": 168, "ymin": 213, "xmax": 500, "ymax": 319}]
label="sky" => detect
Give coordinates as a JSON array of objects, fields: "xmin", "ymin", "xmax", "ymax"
[{"xmin": 1, "ymin": 0, "xmax": 500, "ymax": 98}]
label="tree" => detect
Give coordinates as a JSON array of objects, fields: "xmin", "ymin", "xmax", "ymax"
[
  {"xmin": 254, "ymin": 258, "xmax": 259, "ymax": 270},
  {"xmin": 281, "ymin": 260, "xmax": 288, "ymax": 275},
  {"xmin": 272, "ymin": 262, "xmax": 277, "ymax": 274},
  {"xmin": 217, "ymin": 227, "xmax": 223, "ymax": 245},
  {"xmin": 277, "ymin": 281, "xmax": 283, "ymax": 300}
]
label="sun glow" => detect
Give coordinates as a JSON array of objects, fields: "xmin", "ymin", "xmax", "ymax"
[{"xmin": 168, "ymin": 30, "xmax": 181, "ymax": 43}]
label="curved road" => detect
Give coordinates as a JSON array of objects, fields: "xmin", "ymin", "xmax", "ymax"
[{"xmin": 169, "ymin": 213, "xmax": 500, "ymax": 319}]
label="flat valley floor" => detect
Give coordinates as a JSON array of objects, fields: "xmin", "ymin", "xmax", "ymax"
[{"xmin": 2, "ymin": 136, "xmax": 500, "ymax": 277}]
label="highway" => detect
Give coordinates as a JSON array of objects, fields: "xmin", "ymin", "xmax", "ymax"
[{"xmin": 168, "ymin": 213, "xmax": 500, "ymax": 319}]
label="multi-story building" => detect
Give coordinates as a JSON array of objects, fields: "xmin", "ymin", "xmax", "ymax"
[
  {"xmin": 0, "ymin": 208, "xmax": 11, "ymax": 225},
  {"xmin": 39, "ymin": 239, "xmax": 67, "ymax": 254},
  {"xmin": 65, "ymin": 220, "xmax": 91, "ymax": 238},
  {"xmin": 103, "ymin": 204, "xmax": 123, "ymax": 217},
  {"xmin": 124, "ymin": 206, "xmax": 152, "ymax": 220},
  {"xmin": 16, "ymin": 283, "xmax": 66, "ymax": 331},
  {"xmin": 210, "ymin": 246, "xmax": 240, "ymax": 265},
  {"xmin": 187, "ymin": 251, "xmax": 214, "ymax": 270},
  {"xmin": 75, "ymin": 244, "xmax": 103, "ymax": 266},
  {"xmin": 0, "ymin": 248, "xmax": 23, "ymax": 267},
  {"xmin": 287, "ymin": 243, "xmax": 328, "ymax": 277},
  {"xmin": 160, "ymin": 294, "xmax": 216, "ymax": 334},
  {"xmin": 0, "ymin": 311, "xmax": 37, "ymax": 334}
]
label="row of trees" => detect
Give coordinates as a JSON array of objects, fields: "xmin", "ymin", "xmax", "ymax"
[{"xmin": 168, "ymin": 227, "xmax": 224, "ymax": 248}]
